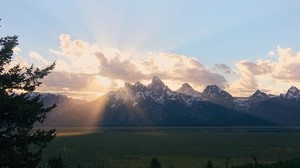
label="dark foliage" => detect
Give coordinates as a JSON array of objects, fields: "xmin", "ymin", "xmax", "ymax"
[
  {"xmin": 149, "ymin": 157, "xmax": 162, "ymax": 168},
  {"xmin": 205, "ymin": 160, "xmax": 214, "ymax": 168},
  {"xmin": 0, "ymin": 21, "xmax": 56, "ymax": 167},
  {"xmin": 46, "ymin": 155, "xmax": 68, "ymax": 168}
]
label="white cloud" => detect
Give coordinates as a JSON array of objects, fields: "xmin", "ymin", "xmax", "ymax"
[
  {"xmin": 6, "ymin": 35, "xmax": 223, "ymax": 100},
  {"xmin": 12, "ymin": 47, "xmax": 21, "ymax": 54},
  {"xmin": 230, "ymin": 47, "xmax": 300, "ymax": 96},
  {"xmin": 268, "ymin": 50, "xmax": 275, "ymax": 57},
  {"xmin": 48, "ymin": 34, "xmax": 227, "ymax": 93},
  {"xmin": 29, "ymin": 51, "xmax": 50, "ymax": 66},
  {"xmin": 96, "ymin": 51, "xmax": 227, "ymax": 88},
  {"xmin": 22, "ymin": 33, "xmax": 300, "ymax": 99},
  {"xmin": 235, "ymin": 59, "xmax": 274, "ymax": 75}
]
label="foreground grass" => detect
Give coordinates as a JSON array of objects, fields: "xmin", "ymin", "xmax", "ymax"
[{"xmin": 42, "ymin": 127, "xmax": 300, "ymax": 168}]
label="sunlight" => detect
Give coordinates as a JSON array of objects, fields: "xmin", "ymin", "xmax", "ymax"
[
  {"xmin": 96, "ymin": 76, "xmax": 111, "ymax": 87},
  {"xmin": 55, "ymin": 127, "xmax": 101, "ymax": 137},
  {"xmin": 86, "ymin": 95, "xmax": 109, "ymax": 126},
  {"xmin": 150, "ymin": 53, "xmax": 179, "ymax": 71}
]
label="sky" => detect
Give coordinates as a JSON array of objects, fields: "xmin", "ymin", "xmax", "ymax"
[{"xmin": 1, "ymin": 0, "xmax": 300, "ymax": 100}]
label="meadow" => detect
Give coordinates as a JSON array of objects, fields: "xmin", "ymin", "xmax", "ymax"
[{"xmin": 42, "ymin": 127, "xmax": 300, "ymax": 168}]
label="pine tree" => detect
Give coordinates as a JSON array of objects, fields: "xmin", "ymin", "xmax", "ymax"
[
  {"xmin": 205, "ymin": 160, "xmax": 214, "ymax": 168},
  {"xmin": 149, "ymin": 157, "xmax": 162, "ymax": 168},
  {"xmin": 0, "ymin": 21, "xmax": 56, "ymax": 167}
]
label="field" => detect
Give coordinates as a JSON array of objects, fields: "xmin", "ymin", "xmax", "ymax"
[{"xmin": 41, "ymin": 127, "xmax": 300, "ymax": 168}]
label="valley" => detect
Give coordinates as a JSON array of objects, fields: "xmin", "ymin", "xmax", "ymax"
[{"xmin": 42, "ymin": 126, "xmax": 300, "ymax": 168}]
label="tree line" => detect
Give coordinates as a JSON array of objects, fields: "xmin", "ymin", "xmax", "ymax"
[{"xmin": 42, "ymin": 155, "xmax": 300, "ymax": 168}]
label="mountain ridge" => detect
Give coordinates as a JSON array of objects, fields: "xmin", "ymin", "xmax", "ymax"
[{"xmin": 37, "ymin": 76, "xmax": 300, "ymax": 126}]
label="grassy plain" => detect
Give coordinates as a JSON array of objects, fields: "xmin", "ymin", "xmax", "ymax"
[{"xmin": 42, "ymin": 127, "xmax": 300, "ymax": 168}]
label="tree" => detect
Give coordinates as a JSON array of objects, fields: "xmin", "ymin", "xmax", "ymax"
[
  {"xmin": 251, "ymin": 154, "xmax": 258, "ymax": 166},
  {"xmin": 149, "ymin": 157, "xmax": 162, "ymax": 168},
  {"xmin": 0, "ymin": 21, "xmax": 56, "ymax": 167},
  {"xmin": 225, "ymin": 157, "xmax": 230, "ymax": 168},
  {"xmin": 205, "ymin": 160, "xmax": 214, "ymax": 168}
]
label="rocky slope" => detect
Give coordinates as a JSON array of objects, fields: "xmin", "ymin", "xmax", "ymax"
[{"xmin": 37, "ymin": 77, "xmax": 300, "ymax": 126}]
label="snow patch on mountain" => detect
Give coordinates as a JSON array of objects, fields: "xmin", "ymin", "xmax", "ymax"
[
  {"xmin": 201, "ymin": 85, "xmax": 234, "ymax": 108},
  {"xmin": 177, "ymin": 83, "xmax": 202, "ymax": 98},
  {"xmin": 285, "ymin": 86, "xmax": 300, "ymax": 99},
  {"xmin": 249, "ymin": 90, "xmax": 270, "ymax": 103},
  {"xmin": 104, "ymin": 77, "xmax": 300, "ymax": 113}
]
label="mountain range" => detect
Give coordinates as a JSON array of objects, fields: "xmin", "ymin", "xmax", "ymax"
[{"xmin": 37, "ymin": 76, "xmax": 300, "ymax": 126}]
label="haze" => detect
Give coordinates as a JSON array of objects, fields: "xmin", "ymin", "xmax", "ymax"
[{"xmin": 1, "ymin": 0, "xmax": 300, "ymax": 100}]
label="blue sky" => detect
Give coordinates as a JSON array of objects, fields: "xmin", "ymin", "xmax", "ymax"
[{"xmin": 1, "ymin": 0, "xmax": 300, "ymax": 100}]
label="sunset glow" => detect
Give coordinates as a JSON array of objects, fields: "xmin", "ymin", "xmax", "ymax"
[{"xmin": 1, "ymin": 0, "xmax": 300, "ymax": 100}]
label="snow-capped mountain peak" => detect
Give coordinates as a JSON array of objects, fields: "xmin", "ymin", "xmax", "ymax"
[
  {"xmin": 204, "ymin": 85, "xmax": 222, "ymax": 93},
  {"xmin": 202, "ymin": 85, "xmax": 234, "ymax": 108},
  {"xmin": 113, "ymin": 77, "xmax": 170, "ymax": 105},
  {"xmin": 148, "ymin": 76, "xmax": 165, "ymax": 88},
  {"xmin": 134, "ymin": 81, "xmax": 143, "ymax": 88},
  {"xmin": 248, "ymin": 90, "xmax": 269, "ymax": 103},
  {"xmin": 285, "ymin": 86, "xmax": 300, "ymax": 99},
  {"xmin": 251, "ymin": 90, "xmax": 269, "ymax": 98},
  {"xmin": 177, "ymin": 83, "xmax": 201, "ymax": 98},
  {"xmin": 178, "ymin": 83, "xmax": 193, "ymax": 91},
  {"xmin": 202, "ymin": 85, "xmax": 227, "ymax": 96}
]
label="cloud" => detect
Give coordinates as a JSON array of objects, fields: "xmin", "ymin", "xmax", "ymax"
[
  {"xmin": 95, "ymin": 52, "xmax": 146, "ymax": 82},
  {"xmin": 12, "ymin": 34, "xmax": 300, "ymax": 99},
  {"xmin": 49, "ymin": 34, "xmax": 100, "ymax": 74},
  {"xmin": 271, "ymin": 47, "xmax": 300, "ymax": 81},
  {"xmin": 29, "ymin": 51, "xmax": 50, "ymax": 66},
  {"xmin": 41, "ymin": 72, "xmax": 93, "ymax": 91},
  {"xmin": 237, "ymin": 47, "xmax": 300, "ymax": 82},
  {"xmin": 235, "ymin": 60, "xmax": 273, "ymax": 75},
  {"xmin": 12, "ymin": 47, "xmax": 21, "ymax": 54},
  {"xmin": 35, "ymin": 34, "xmax": 300, "ymax": 98},
  {"xmin": 213, "ymin": 63, "xmax": 233, "ymax": 74},
  {"xmin": 144, "ymin": 53, "xmax": 227, "ymax": 87},
  {"xmin": 95, "ymin": 51, "xmax": 227, "ymax": 88},
  {"xmin": 3, "ymin": 47, "xmax": 27, "ymax": 68},
  {"xmin": 55, "ymin": 34, "xmax": 95, "ymax": 57},
  {"xmin": 49, "ymin": 34, "xmax": 227, "ymax": 90},
  {"xmin": 230, "ymin": 47, "xmax": 300, "ymax": 96},
  {"xmin": 268, "ymin": 50, "xmax": 275, "ymax": 57},
  {"xmin": 39, "ymin": 71, "xmax": 112, "ymax": 100},
  {"xmin": 229, "ymin": 74, "xmax": 258, "ymax": 95}
]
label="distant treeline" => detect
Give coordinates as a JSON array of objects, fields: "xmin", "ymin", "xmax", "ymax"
[{"xmin": 42, "ymin": 156, "xmax": 300, "ymax": 168}]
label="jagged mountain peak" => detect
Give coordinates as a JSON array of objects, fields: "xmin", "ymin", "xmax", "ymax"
[
  {"xmin": 28, "ymin": 92, "xmax": 68, "ymax": 102},
  {"xmin": 177, "ymin": 83, "xmax": 201, "ymax": 98},
  {"xmin": 124, "ymin": 82, "xmax": 133, "ymax": 88},
  {"xmin": 248, "ymin": 90, "xmax": 269, "ymax": 103},
  {"xmin": 39, "ymin": 76, "xmax": 300, "ymax": 126},
  {"xmin": 182, "ymin": 83, "xmax": 192, "ymax": 88},
  {"xmin": 203, "ymin": 85, "xmax": 224, "ymax": 94},
  {"xmin": 178, "ymin": 83, "xmax": 194, "ymax": 91},
  {"xmin": 149, "ymin": 76, "xmax": 165, "ymax": 87},
  {"xmin": 285, "ymin": 86, "xmax": 300, "ymax": 99},
  {"xmin": 202, "ymin": 84, "xmax": 234, "ymax": 108},
  {"xmin": 204, "ymin": 85, "xmax": 221, "ymax": 91},
  {"xmin": 251, "ymin": 90, "xmax": 269, "ymax": 98},
  {"xmin": 202, "ymin": 84, "xmax": 232, "ymax": 99},
  {"xmin": 134, "ymin": 81, "xmax": 143, "ymax": 87},
  {"xmin": 287, "ymin": 86, "xmax": 299, "ymax": 93}
]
